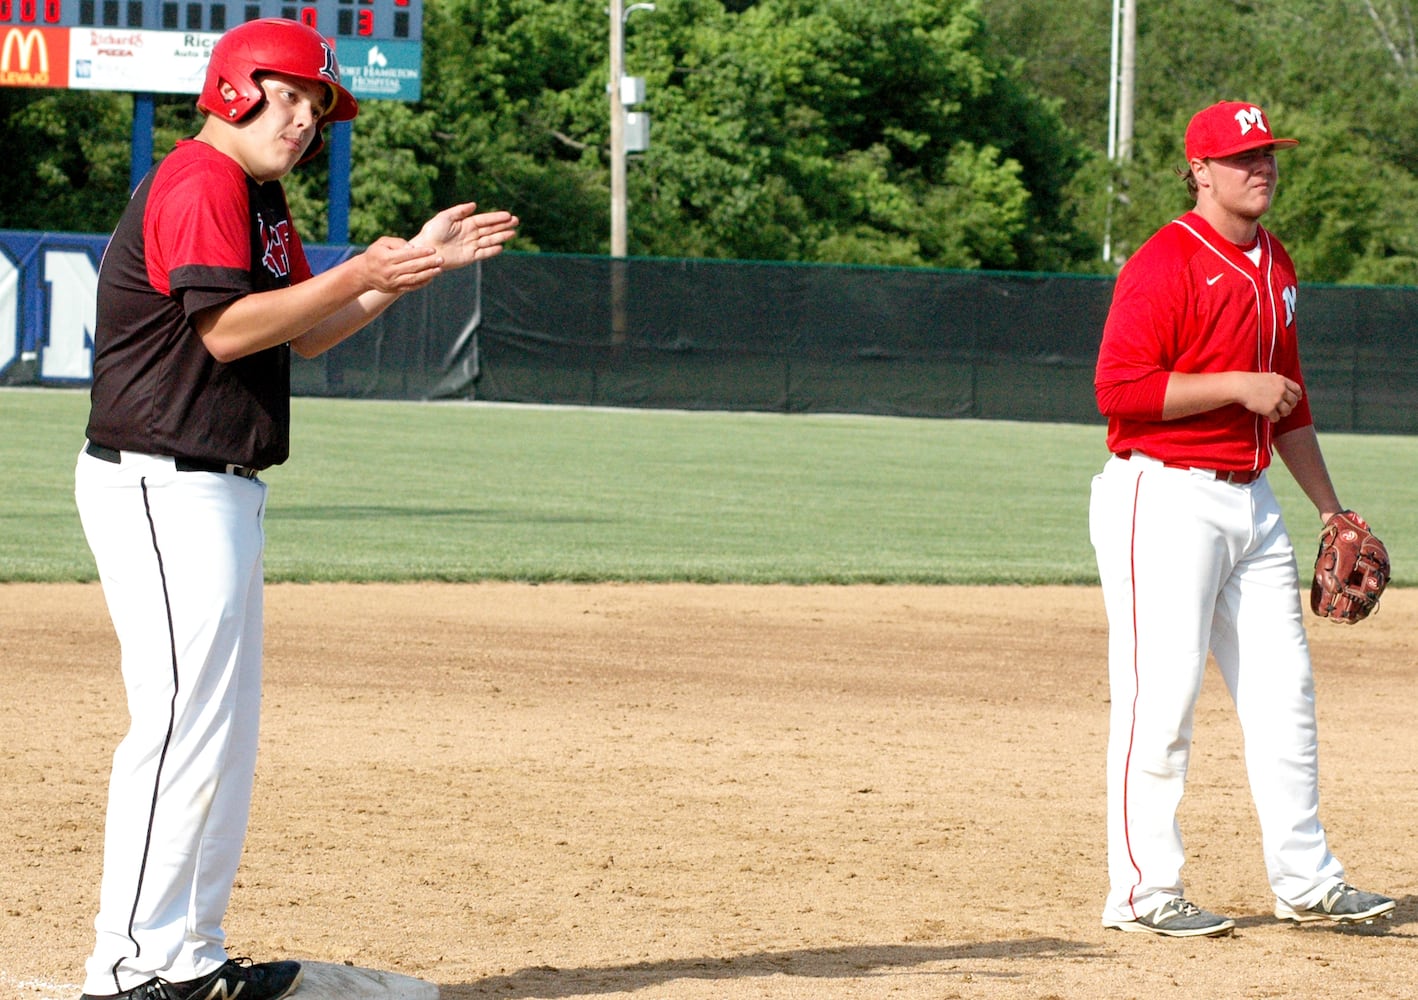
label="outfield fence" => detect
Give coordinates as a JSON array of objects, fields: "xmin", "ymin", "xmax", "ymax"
[{"xmin": 6, "ymin": 232, "xmax": 1417, "ymax": 432}]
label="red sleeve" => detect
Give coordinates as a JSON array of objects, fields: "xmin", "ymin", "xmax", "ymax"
[
  {"xmin": 1095, "ymin": 235, "xmax": 1182, "ymax": 420},
  {"xmin": 144, "ymin": 147, "xmax": 254, "ymax": 296}
]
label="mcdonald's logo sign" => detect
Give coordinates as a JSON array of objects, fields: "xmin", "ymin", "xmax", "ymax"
[{"xmin": 0, "ymin": 27, "xmax": 68, "ymax": 88}]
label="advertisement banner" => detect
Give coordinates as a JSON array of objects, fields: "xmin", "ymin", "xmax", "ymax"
[
  {"xmin": 68, "ymin": 28, "xmax": 216, "ymax": 94},
  {"xmin": 0, "ymin": 28, "xmax": 421, "ymax": 98},
  {"xmin": 335, "ymin": 37, "xmax": 422, "ymax": 102},
  {"xmin": 0, "ymin": 26, "xmax": 69, "ymax": 87}
]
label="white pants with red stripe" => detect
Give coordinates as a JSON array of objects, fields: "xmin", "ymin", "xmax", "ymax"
[
  {"xmin": 75, "ymin": 446, "xmax": 268, "ymax": 995},
  {"xmin": 1090, "ymin": 452, "xmax": 1344, "ymax": 924}
]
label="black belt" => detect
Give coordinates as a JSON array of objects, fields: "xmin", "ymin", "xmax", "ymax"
[{"xmin": 85, "ymin": 441, "xmax": 261, "ymax": 480}]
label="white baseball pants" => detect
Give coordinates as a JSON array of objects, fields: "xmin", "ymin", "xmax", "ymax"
[
  {"xmin": 75, "ymin": 446, "xmax": 267, "ymax": 995},
  {"xmin": 1090, "ymin": 451, "xmax": 1344, "ymax": 925}
]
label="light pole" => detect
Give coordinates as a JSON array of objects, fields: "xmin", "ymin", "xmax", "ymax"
[
  {"xmin": 609, "ymin": 0, "xmax": 654, "ymax": 344},
  {"xmin": 1103, "ymin": 0, "xmax": 1136, "ymax": 264},
  {"xmin": 610, "ymin": 0, "xmax": 655, "ymax": 257}
]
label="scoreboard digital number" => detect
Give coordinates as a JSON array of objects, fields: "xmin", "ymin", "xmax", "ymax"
[{"xmin": 0, "ymin": 0, "xmax": 422, "ymax": 40}]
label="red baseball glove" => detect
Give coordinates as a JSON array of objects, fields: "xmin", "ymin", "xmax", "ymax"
[{"xmin": 1310, "ymin": 510, "xmax": 1390, "ymax": 624}]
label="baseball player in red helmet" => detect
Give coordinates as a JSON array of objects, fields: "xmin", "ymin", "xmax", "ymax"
[
  {"xmin": 1089, "ymin": 101, "xmax": 1394, "ymax": 937},
  {"xmin": 74, "ymin": 18, "xmax": 517, "ymax": 999}
]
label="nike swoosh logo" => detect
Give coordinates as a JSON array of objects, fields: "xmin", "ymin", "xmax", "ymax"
[{"xmin": 1206, "ymin": 273, "xmax": 1224, "ymax": 286}]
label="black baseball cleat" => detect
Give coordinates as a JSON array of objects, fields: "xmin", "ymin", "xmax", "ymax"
[
  {"xmin": 80, "ymin": 959, "xmax": 303, "ymax": 1000},
  {"xmin": 168, "ymin": 960, "xmax": 303, "ymax": 1000}
]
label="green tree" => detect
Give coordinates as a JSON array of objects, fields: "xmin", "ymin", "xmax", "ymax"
[
  {"xmin": 1, "ymin": 89, "xmax": 211, "ymax": 233},
  {"xmin": 986, "ymin": 0, "xmax": 1418, "ymax": 283},
  {"xmin": 23, "ymin": 0, "xmax": 1418, "ymax": 282},
  {"xmin": 1267, "ymin": 110, "xmax": 1418, "ymax": 285},
  {"xmin": 0, "ymin": 0, "xmax": 1092, "ymax": 271},
  {"xmin": 620, "ymin": 0, "xmax": 1089, "ymax": 268},
  {"xmin": 0, "ymin": 89, "xmax": 130, "ymax": 232},
  {"xmin": 416, "ymin": 0, "xmax": 611, "ymax": 253}
]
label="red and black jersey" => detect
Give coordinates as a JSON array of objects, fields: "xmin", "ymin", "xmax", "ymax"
[{"xmin": 85, "ymin": 139, "xmax": 314, "ymax": 469}]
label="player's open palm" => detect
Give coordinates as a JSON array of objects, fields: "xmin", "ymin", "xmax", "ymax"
[{"xmin": 414, "ymin": 202, "xmax": 520, "ymax": 270}]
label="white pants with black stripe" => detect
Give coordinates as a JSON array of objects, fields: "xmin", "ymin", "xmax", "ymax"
[
  {"xmin": 75, "ymin": 445, "xmax": 267, "ymax": 995},
  {"xmin": 1089, "ymin": 452, "xmax": 1344, "ymax": 926}
]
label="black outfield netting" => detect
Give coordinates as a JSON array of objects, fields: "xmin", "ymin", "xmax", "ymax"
[{"xmin": 290, "ymin": 252, "xmax": 1418, "ymax": 433}]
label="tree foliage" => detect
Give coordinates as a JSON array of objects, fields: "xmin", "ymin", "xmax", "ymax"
[
  {"xmin": 6, "ymin": 0, "xmax": 1418, "ymax": 283},
  {"xmin": 990, "ymin": 0, "xmax": 1418, "ymax": 283},
  {"xmin": 624, "ymin": 0, "xmax": 1082, "ymax": 267}
]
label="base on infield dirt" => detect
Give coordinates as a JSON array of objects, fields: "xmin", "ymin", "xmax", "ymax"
[{"xmin": 295, "ymin": 962, "xmax": 436, "ymax": 1000}]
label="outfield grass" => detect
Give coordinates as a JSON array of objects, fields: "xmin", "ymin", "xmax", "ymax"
[{"xmin": 4, "ymin": 387, "xmax": 1416, "ymax": 584}]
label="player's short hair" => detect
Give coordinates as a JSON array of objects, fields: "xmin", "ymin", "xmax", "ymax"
[{"xmin": 1178, "ymin": 165, "xmax": 1199, "ymax": 200}]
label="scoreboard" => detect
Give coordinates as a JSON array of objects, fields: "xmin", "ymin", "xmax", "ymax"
[
  {"xmin": 0, "ymin": 0, "xmax": 422, "ymax": 99},
  {"xmin": 0, "ymin": 0, "xmax": 421, "ymax": 40},
  {"xmin": 1, "ymin": 0, "xmax": 424, "ymax": 238}
]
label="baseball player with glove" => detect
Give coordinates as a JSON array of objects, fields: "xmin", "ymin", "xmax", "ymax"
[
  {"xmin": 74, "ymin": 19, "xmax": 517, "ymax": 999},
  {"xmin": 1089, "ymin": 101, "xmax": 1394, "ymax": 938}
]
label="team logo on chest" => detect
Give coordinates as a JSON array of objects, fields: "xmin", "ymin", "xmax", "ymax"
[
  {"xmin": 259, "ymin": 216, "xmax": 293, "ymax": 278},
  {"xmin": 1282, "ymin": 284, "xmax": 1297, "ymax": 327}
]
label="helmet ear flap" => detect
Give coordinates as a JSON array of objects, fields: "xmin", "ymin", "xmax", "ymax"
[{"xmin": 206, "ymin": 72, "xmax": 266, "ymax": 122}]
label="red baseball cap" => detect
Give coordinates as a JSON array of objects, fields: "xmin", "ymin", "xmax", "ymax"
[{"xmin": 1185, "ymin": 101, "xmax": 1298, "ymax": 161}]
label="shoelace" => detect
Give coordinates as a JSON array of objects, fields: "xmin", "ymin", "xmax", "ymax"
[{"xmin": 1168, "ymin": 898, "xmax": 1203, "ymax": 917}]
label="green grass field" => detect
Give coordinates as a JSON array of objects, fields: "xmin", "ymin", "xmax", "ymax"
[{"xmin": 5, "ymin": 387, "xmax": 1416, "ymax": 585}]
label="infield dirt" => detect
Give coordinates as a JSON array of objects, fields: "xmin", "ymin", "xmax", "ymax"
[{"xmin": 3, "ymin": 583, "xmax": 1416, "ymax": 1000}]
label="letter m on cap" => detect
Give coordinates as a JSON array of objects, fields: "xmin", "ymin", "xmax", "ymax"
[{"xmin": 1233, "ymin": 105, "xmax": 1268, "ymax": 137}]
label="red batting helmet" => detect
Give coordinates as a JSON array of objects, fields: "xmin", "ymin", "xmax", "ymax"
[{"xmin": 198, "ymin": 18, "xmax": 359, "ymax": 160}]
